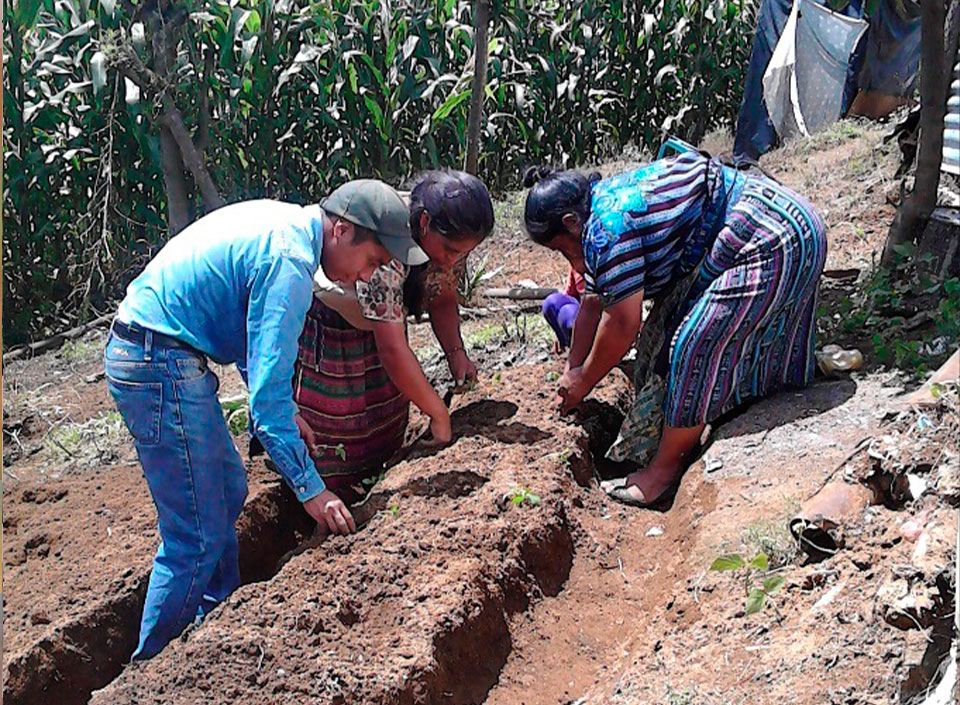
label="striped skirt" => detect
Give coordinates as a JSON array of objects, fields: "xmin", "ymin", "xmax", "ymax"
[
  {"xmin": 663, "ymin": 176, "xmax": 827, "ymax": 427},
  {"xmin": 293, "ymin": 298, "xmax": 409, "ymax": 494}
]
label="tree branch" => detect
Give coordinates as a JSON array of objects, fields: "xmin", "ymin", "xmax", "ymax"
[{"xmin": 114, "ymin": 45, "xmax": 224, "ymax": 211}]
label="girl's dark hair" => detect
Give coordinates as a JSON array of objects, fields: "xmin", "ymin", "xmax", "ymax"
[
  {"xmin": 403, "ymin": 170, "xmax": 495, "ymax": 316},
  {"xmin": 522, "ymin": 166, "xmax": 601, "ymax": 245}
]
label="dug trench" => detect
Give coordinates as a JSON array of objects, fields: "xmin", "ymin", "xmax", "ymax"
[{"xmin": 3, "ymin": 363, "xmax": 633, "ymax": 705}]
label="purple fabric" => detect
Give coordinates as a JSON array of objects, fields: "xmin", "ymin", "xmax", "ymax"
[{"xmin": 542, "ymin": 292, "xmax": 580, "ymax": 348}]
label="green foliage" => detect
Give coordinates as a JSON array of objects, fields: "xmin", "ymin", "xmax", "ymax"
[
  {"xmin": 505, "ymin": 485, "xmax": 541, "ymax": 506},
  {"xmin": 5, "ymin": 0, "xmax": 757, "ymax": 345},
  {"xmin": 709, "ymin": 551, "xmax": 784, "ymax": 616},
  {"xmin": 820, "ymin": 246, "xmax": 960, "ymax": 377}
]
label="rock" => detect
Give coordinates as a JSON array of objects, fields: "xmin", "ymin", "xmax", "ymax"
[
  {"xmin": 936, "ymin": 454, "xmax": 960, "ymax": 506},
  {"xmin": 875, "ymin": 575, "xmax": 936, "ymax": 630},
  {"xmin": 910, "ymin": 512, "xmax": 957, "ymax": 582}
]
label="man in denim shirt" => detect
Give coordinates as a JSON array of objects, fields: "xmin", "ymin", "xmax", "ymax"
[{"xmin": 105, "ymin": 180, "xmax": 427, "ymax": 659}]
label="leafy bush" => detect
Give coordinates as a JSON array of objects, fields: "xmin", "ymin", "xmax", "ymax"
[{"xmin": 4, "ymin": 0, "xmax": 756, "ymax": 345}]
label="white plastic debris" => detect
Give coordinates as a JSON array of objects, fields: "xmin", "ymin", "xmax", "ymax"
[{"xmin": 646, "ymin": 526, "xmax": 664, "ymax": 537}]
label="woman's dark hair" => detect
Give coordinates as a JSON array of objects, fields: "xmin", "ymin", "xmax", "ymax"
[
  {"xmin": 409, "ymin": 170, "xmax": 495, "ymax": 243},
  {"xmin": 403, "ymin": 170, "xmax": 495, "ymax": 316},
  {"xmin": 522, "ymin": 166, "xmax": 601, "ymax": 245}
]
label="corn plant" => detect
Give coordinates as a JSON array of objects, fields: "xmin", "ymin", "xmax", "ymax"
[{"xmin": 4, "ymin": 0, "xmax": 757, "ymax": 346}]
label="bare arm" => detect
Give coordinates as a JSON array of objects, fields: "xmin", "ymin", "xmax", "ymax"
[
  {"xmin": 427, "ymin": 290, "xmax": 464, "ymax": 359},
  {"xmin": 427, "ymin": 289, "xmax": 477, "ymax": 386},
  {"xmin": 559, "ymin": 290, "xmax": 644, "ymax": 411},
  {"xmin": 580, "ymin": 290, "xmax": 644, "ymax": 390},
  {"xmin": 372, "ymin": 320, "xmax": 447, "ymax": 422},
  {"xmin": 567, "ymin": 293, "xmax": 602, "ymax": 370}
]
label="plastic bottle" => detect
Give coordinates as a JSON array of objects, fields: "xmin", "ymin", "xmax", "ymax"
[{"xmin": 816, "ymin": 344, "xmax": 864, "ymax": 375}]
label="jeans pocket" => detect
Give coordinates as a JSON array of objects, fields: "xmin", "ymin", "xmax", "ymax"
[
  {"xmin": 173, "ymin": 354, "xmax": 208, "ymax": 381},
  {"xmin": 107, "ymin": 377, "xmax": 163, "ymax": 447}
]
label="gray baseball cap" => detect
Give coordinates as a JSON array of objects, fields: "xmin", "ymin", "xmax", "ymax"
[{"xmin": 321, "ymin": 179, "xmax": 428, "ymax": 266}]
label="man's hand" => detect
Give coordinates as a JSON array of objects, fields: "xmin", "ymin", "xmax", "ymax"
[
  {"xmin": 294, "ymin": 413, "xmax": 318, "ymax": 457},
  {"xmin": 557, "ymin": 365, "xmax": 590, "ymax": 415},
  {"xmin": 303, "ymin": 489, "xmax": 356, "ymax": 535},
  {"xmin": 447, "ymin": 348, "xmax": 477, "ymax": 390}
]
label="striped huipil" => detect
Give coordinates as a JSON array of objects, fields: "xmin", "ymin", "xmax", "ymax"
[{"xmin": 583, "ymin": 152, "xmax": 827, "ymax": 428}]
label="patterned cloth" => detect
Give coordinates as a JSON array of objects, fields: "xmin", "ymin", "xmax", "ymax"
[
  {"xmin": 292, "ymin": 299, "xmax": 409, "ymax": 495},
  {"xmin": 294, "ymin": 258, "xmax": 464, "ymax": 495},
  {"xmin": 587, "ymin": 154, "xmax": 826, "ymax": 461},
  {"xmin": 356, "ymin": 259, "xmax": 464, "ymax": 322},
  {"xmin": 583, "ymin": 153, "xmax": 742, "ymax": 305}
]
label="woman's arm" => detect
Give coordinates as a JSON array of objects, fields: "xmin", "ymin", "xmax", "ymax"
[
  {"xmin": 559, "ymin": 290, "xmax": 644, "ymax": 411},
  {"xmin": 372, "ymin": 321, "xmax": 451, "ymax": 441},
  {"xmin": 567, "ymin": 293, "xmax": 602, "ymax": 370},
  {"xmin": 427, "ymin": 290, "xmax": 477, "ymax": 386}
]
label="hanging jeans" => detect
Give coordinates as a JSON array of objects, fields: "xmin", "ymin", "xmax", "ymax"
[{"xmin": 104, "ymin": 321, "xmax": 248, "ymax": 660}]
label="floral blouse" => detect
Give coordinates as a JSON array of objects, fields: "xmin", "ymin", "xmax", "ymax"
[{"xmin": 354, "ymin": 259, "xmax": 464, "ymax": 322}]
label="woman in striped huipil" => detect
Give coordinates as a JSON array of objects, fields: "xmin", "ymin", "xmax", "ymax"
[{"xmin": 522, "ymin": 151, "xmax": 827, "ymax": 509}]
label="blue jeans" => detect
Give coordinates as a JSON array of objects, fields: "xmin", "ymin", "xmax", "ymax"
[
  {"xmin": 542, "ymin": 292, "xmax": 580, "ymax": 349},
  {"xmin": 104, "ymin": 327, "xmax": 248, "ymax": 660}
]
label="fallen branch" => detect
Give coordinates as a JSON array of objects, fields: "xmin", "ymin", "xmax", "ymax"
[
  {"xmin": 483, "ymin": 287, "xmax": 557, "ymax": 301},
  {"xmin": 4, "ymin": 313, "xmax": 114, "ymax": 363}
]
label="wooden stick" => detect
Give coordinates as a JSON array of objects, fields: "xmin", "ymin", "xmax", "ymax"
[
  {"xmin": 4, "ymin": 313, "xmax": 114, "ymax": 363},
  {"xmin": 483, "ymin": 287, "xmax": 557, "ymax": 300}
]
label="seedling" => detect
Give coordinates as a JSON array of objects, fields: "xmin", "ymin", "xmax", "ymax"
[
  {"xmin": 381, "ymin": 502, "xmax": 400, "ymax": 519},
  {"xmin": 709, "ymin": 552, "xmax": 785, "ymax": 616},
  {"xmin": 546, "ymin": 371, "xmax": 560, "ymax": 382},
  {"xmin": 505, "ymin": 486, "xmax": 541, "ymax": 506}
]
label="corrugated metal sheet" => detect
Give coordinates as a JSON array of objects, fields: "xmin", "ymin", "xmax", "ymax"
[{"xmin": 943, "ymin": 50, "xmax": 960, "ymax": 175}]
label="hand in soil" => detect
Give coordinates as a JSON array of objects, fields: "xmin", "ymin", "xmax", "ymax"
[
  {"xmin": 557, "ymin": 366, "xmax": 588, "ymax": 415},
  {"xmin": 303, "ymin": 489, "xmax": 357, "ymax": 535},
  {"xmin": 448, "ymin": 350, "xmax": 478, "ymax": 388}
]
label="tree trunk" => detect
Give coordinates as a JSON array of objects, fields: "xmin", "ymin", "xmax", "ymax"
[
  {"xmin": 159, "ymin": 126, "xmax": 191, "ymax": 234},
  {"xmin": 464, "ymin": 0, "xmax": 490, "ymax": 175},
  {"xmin": 881, "ymin": 0, "xmax": 951, "ymax": 266}
]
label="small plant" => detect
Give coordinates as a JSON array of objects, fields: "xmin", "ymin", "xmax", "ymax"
[
  {"xmin": 505, "ymin": 486, "xmax": 541, "ymax": 506},
  {"xmin": 546, "ymin": 371, "xmax": 560, "ymax": 382},
  {"xmin": 710, "ymin": 552, "xmax": 785, "ymax": 616},
  {"xmin": 381, "ymin": 502, "xmax": 399, "ymax": 518},
  {"xmin": 818, "ymin": 246, "xmax": 960, "ymax": 378},
  {"xmin": 458, "ymin": 255, "xmax": 501, "ymax": 303}
]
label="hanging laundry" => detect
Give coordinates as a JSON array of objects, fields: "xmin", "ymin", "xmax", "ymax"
[{"xmin": 763, "ymin": 0, "xmax": 868, "ymax": 141}]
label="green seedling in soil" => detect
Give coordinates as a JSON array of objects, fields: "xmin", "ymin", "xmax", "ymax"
[
  {"xmin": 710, "ymin": 552, "xmax": 785, "ymax": 616},
  {"xmin": 493, "ymin": 372, "xmax": 501, "ymax": 384},
  {"xmin": 505, "ymin": 486, "xmax": 541, "ymax": 507},
  {"xmin": 546, "ymin": 371, "xmax": 560, "ymax": 382},
  {"xmin": 387, "ymin": 503, "xmax": 399, "ymax": 518}
]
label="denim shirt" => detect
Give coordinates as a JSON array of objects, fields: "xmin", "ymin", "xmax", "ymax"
[{"xmin": 117, "ymin": 200, "xmax": 327, "ymax": 502}]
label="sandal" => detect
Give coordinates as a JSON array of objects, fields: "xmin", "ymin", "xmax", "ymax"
[{"xmin": 603, "ymin": 475, "xmax": 683, "ymax": 510}]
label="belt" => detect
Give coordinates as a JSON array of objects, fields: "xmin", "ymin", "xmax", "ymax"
[{"xmin": 111, "ymin": 320, "xmax": 197, "ymax": 353}]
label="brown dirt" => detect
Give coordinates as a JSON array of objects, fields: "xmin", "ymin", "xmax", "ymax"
[
  {"xmin": 88, "ymin": 365, "xmax": 633, "ymax": 704},
  {"xmin": 4, "ymin": 123, "xmax": 954, "ymax": 705}
]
